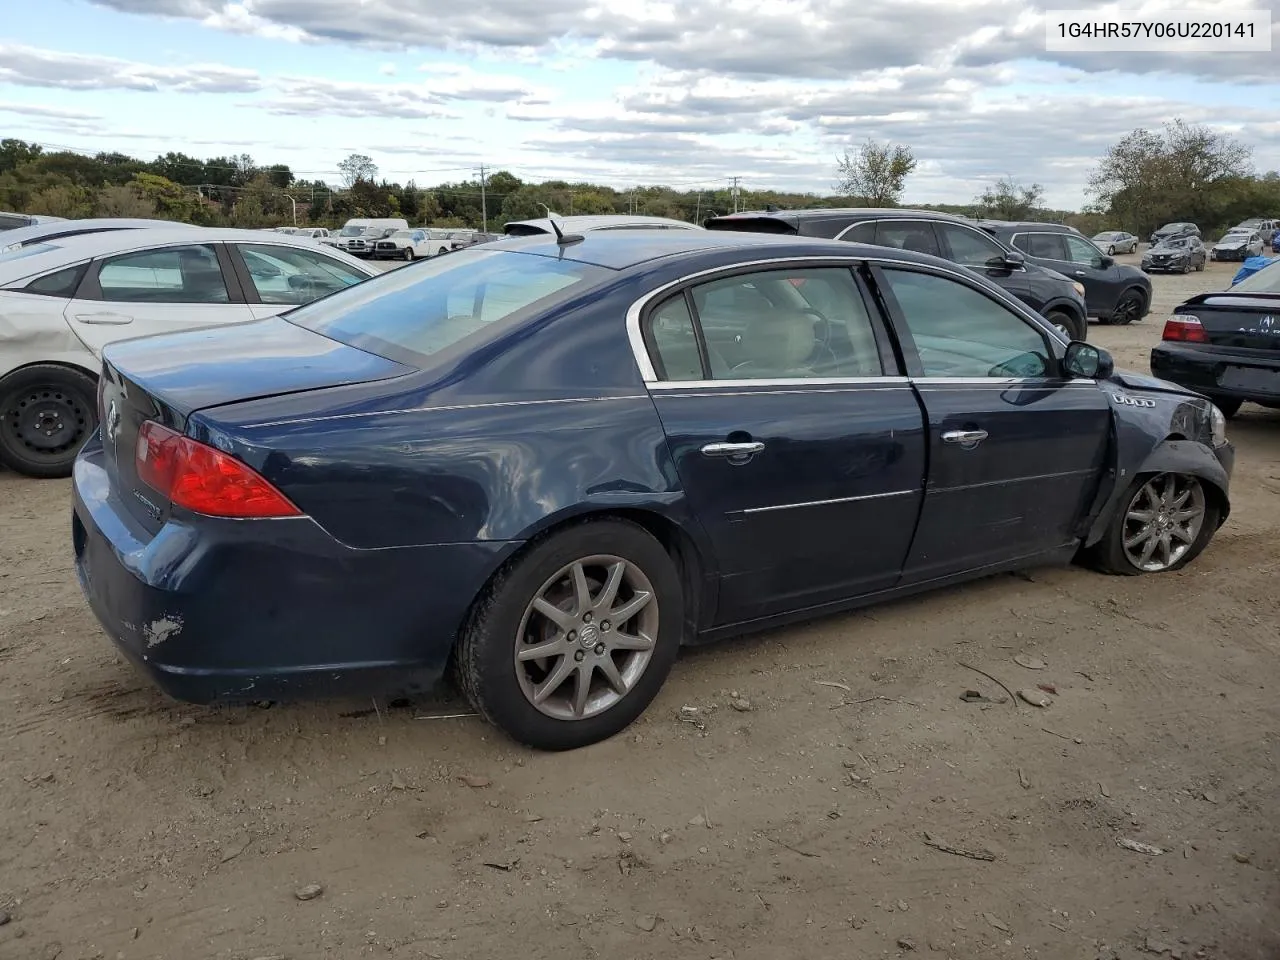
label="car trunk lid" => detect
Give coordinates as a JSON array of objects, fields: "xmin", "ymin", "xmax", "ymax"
[
  {"xmin": 1178, "ymin": 292, "xmax": 1280, "ymax": 351},
  {"xmin": 98, "ymin": 315, "xmax": 415, "ymax": 533}
]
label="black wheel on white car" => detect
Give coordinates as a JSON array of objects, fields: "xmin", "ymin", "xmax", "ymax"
[
  {"xmin": 0, "ymin": 364, "xmax": 99, "ymax": 479},
  {"xmin": 403, "ymin": 247, "xmax": 414, "ymax": 261},
  {"xmin": 1089, "ymin": 472, "xmax": 1220, "ymax": 576},
  {"xmin": 454, "ymin": 518, "xmax": 683, "ymax": 751}
]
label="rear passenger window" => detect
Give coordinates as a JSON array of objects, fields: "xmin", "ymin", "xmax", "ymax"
[
  {"xmin": 679, "ymin": 267, "xmax": 884, "ymax": 380},
  {"xmin": 874, "ymin": 222, "xmax": 940, "ymax": 257},
  {"xmin": 24, "ymin": 263, "xmax": 87, "ymax": 298},
  {"xmin": 935, "ymin": 223, "xmax": 1007, "ymax": 268},
  {"xmin": 97, "ymin": 244, "xmax": 230, "ymax": 304},
  {"xmin": 1021, "ymin": 233, "xmax": 1068, "ymax": 260}
]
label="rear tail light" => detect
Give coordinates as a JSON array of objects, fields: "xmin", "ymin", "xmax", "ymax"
[
  {"xmin": 135, "ymin": 421, "xmax": 302, "ymax": 519},
  {"xmin": 1161, "ymin": 314, "xmax": 1208, "ymax": 343}
]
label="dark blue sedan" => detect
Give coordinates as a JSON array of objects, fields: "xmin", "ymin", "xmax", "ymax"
[{"xmin": 72, "ymin": 229, "xmax": 1234, "ymax": 750}]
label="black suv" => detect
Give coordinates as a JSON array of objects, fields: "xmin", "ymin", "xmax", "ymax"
[
  {"xmin": 979, "ymin": 221, "xmax": 1152, "ymax": 326},
  {"xmin": 705, "ymin": 208, "xmax": 1090, "ymax": 340},
  {"xmin": 1149, "ymin": 222, "xmax": 1200, "ymax": 246}
]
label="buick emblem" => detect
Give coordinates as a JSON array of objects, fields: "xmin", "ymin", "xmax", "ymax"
[{"xmin": 104, "ymin": 399, "xmax": 121, "ymax": 443}]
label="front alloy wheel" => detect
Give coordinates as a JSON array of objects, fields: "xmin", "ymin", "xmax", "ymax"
[
  {"xmin": 1122, "ymin": 474, "xmax": 1206, "ymax": 571},
  {"xmin": 1089, "ymin": 472, "xmax": 1220, "ymax": 575}
]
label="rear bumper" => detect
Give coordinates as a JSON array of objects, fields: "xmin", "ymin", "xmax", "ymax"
[
  {"xmin": 1150, "ymin": 343, "xmax": 1280, "ymax": 406},
  {"xmin": 72, "ymin": 437, "xmax": 518, "ymax": 704}
]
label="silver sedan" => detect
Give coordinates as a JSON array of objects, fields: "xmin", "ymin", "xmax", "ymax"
[{"xmin": 1092, "ymin": 231, "xmax": 1140, "ymax": 255}]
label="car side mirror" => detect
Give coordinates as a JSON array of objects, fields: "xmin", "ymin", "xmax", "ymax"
[
  {"xmin": 989, "ymin": 250, "xmax": 1024, "ymax": 270},
  {"xmin": 1063, "ymin": 341, "xmax": 1113, "ymax": 379},
  {"xmin": 1098, "ymin": 254, "xmax": 1114, "ymax": 268}
]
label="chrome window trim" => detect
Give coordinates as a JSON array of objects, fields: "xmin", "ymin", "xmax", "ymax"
[
  {"xmin": 650, "ymin": 375, "xmax": 909, "ymax": 391},
  {"xmin": 625, "ymin": 254, "xmax": 1060, "ymax": 386},
  {"xmin": 239, "ymin": 394, "xmax": 649, "ymax": 429}
]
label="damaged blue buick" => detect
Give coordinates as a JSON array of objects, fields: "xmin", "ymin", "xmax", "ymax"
[{"xmin": 73, "ymin": 228, "xmax": 1234, "ymax": 750}]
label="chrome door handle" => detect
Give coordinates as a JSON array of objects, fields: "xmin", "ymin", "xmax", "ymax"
[
  {"xmin": 942, "ymin": 429, "xmax": 988, "ymax": 445},
  {"xmin": 701, "ymin": 441, "xmax": 765, "ymax": 458},
  {"xmin": 1073, "ymin": 270, "xmax": 1087, "ymax": 277}
]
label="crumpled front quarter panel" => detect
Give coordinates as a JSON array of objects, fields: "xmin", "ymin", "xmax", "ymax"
[{"xmin": 0, "ymin": 292, "xmax": 96, "ymax": 379}]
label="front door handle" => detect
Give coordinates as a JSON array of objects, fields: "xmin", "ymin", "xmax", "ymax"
[
  {"xmin": 942, "ymin": 429, "xmax": 988, "ymax": 446},
  {"xmin": 1073, "ymin": 270, "xmax": 1087, "ymax": 277},
  {"xmin": 74, "ymin": 312, "xmax": 134, "ymax": 325},
  {"xmin": 701, "ymin": 441, "xmax": 765, "ymax": 458}
]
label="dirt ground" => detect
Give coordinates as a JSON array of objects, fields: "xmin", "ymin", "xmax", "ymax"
[{"xmin": 1, "ymin": 254, "xmax": 1277, "ymax": 960}]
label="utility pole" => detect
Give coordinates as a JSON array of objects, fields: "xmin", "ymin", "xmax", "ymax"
[
  {"xmin": 285, "ymin": 195, "xmax": 298, "ymax": 225},
  {"xmin": 475, "ymin": 164, "xmax": 488, "ymax": 233},
  {"xmin": 730, "ymin": 176, "xmax": 741, "ymax": 213}
]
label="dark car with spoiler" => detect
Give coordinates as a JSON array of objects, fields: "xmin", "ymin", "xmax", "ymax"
[
  {"xmin": 73, "ymin": 229, "xmax": 1233, "ymax": 751},
  {"xmin": 1151, "ymin": 259, "xmax": 1280, "ymax": 417}
]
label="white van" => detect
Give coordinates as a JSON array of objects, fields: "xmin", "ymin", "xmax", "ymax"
[{"xmin": 331, "ymin": 217, "xmax": 409, "ymax": 258}]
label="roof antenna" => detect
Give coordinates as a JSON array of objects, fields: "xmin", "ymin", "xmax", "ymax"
[{"xmin": 539, "ymin": 203, "xmax": 583, "ymax": 246}]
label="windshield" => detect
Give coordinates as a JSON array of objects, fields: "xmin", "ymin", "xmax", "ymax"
[
  {"xmin": 1219, "ymin": 231, "xmax": 1251, "ymax": 242},
  {"xmin": 392, "ymin": 231, "xmax": 414, "ymax": 239},
  {"xmin": 1237, "ymin": 220, "xmax": 1262, "ymax": 229},
  {"xmin": 339, "ymin": 225, "xmax": 367, "ymax": 236},
  {"xmin": 1156, "ymin": 224, "xmax": 1185, "ymax": 233},
  {"xmin": 285, "ymin": 248, "xmax": 611, "ymax": 368},
  {"xmin": 1231, "ymin": 260, "xmax": 1280, "ymax": 294},
  {"xmin": 1093, "ymin": 232, "xmax": 1117, "ymax": 240},
  {"xmin": 1156, "ymin": 237, "xmax": 1188, "ymax": 248}
]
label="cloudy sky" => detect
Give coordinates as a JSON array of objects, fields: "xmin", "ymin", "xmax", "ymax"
[{"xmin": 2, "ymin": 0, "xmax": 1278, "ymax": 208}]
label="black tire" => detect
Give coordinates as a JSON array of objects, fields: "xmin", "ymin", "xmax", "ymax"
[
  {"xmin": 1086, "ymin": 473, "xmax": 1221, "ymax": 576},
  {"xmin": 1106, "ymin": 245, "xmax": 1115, "ymax": 256},
  {"xmin": 1214, "ymin": 398, "xmax": 1242, "ymax": 418},
  {"xmin": 1195, "ymin": 259, "xmax": 1204, "ymax": 272},
  {"xmin": 0, "ymin": 364, "xmax": 98, "ymax": 479},
  {"xmin": 1045, "ymin": 309, "xmax": 1086, "ymax": 341},
  {"xmin": 454, "ymin": 518, "xmax": 684, "ymax": 751},
  {"xmin": 403, "ymin": 248, "xmax": 414, "ymax": 261},
  {"xmin": 1182, "ymin": 261, "xmax": 1192, "ymax": 274},
  {"xmin": 1112, "ymin": 289, "xmax": 1145, "ymax": 326}
]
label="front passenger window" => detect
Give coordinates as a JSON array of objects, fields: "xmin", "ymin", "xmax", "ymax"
[
  {"xmin": 880, "ymin": 268, "xmax": 1051, "ymax": 379},
  {"xmin": 936, "ymin": 223, "xmax": 1006, "ymax": 268},
  {"xmin": 1064, "ymin": 235, "xmax": 1104, "ymax": 266}
]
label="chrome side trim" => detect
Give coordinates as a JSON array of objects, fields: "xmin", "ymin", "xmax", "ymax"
[
  {"xmin": 624, "ymin": 254, "xmax": 1060, "ymax": 386},
  {"xmin": 240, "ymin": 394, "xmax": 649, "ymax": 429},
  {"xmin": 741, "ymin": 488, "xmax": 918, "ymax": 515},
  {"xmin": 929, "ymin": 468, "xmax": 1096, "ymax": 494},
  {"xmin": 649, "ymin": 375, "xmax": 909, "ymax": 391},
  {"xmin": 913, "ymin": 377, "xmax": 1097, "ymax": 386}
]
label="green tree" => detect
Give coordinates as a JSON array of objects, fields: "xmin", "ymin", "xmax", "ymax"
[
  {"xmin": 28, "ymin": 183, "xmax": 92, "ymax": 218},
  {"xmin": 131, "ymin": 172, "xmax": 213, "ymax": 223},
  {"xmin": 94, "ymin": 184, "xmax": 157, "ymax": 218},
  {"xmin": 835, "ymin": 139, "xmax": 917, "ymax": 206},
  {"xmin": 0, "ymin": 138, "xmax": 42, "ymax": 174},
  {"xmin": 974, "ymin": 176, "xmax": 1045, "ymax": 220}
]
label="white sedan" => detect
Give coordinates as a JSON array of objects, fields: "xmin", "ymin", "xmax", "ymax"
[{"xmin": 0, "ymin": 228, "xmax": 377, "ymax": 478}]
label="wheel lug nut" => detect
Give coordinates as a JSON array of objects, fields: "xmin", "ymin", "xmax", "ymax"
[
  {"xmin": 567, "ymin": 630, "xmax": 577, "ymax": 642},
  {"xmin": 574, "ymin": 650, "xmax": 585, "ymax": 662},
  {"xmin": 601, "ymin": 620, "xmax": 611, "ymax": 631},
  {"xmin": 582, "ymin": 612, "xmax": 592, "ymax": 623}
]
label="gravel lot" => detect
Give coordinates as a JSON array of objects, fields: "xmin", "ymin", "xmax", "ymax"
[{"xmin": 1, "ymin": 254, "xmax": 1277, "ymax": 960}]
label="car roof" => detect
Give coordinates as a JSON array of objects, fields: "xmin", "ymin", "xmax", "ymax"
[
  {"xmin": 479, "ymin": 229, "xmax": 945, "ymax": 271},
  {"xmin": 0, "ymin": 227, "xmax": 372, "ymax": 285},
  {"xmin": 0, "ymin": 218, "xmax": 199, "ymax": 247},
  {"xmin": 707, "ymin": 207, "xmax": 981, "ymax": 229},
  {"xmin": 978, "ymin": 220, "xmax": 1081, "ymax": 234}
]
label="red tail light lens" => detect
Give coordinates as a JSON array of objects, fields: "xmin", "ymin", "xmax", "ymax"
[
  {"xmin": 1161, "ymin": 314, "xmax": 1208, "ymax": 343},
  {"xmin": 135, "ymin": 421, "xmax": 302, "ymax": 519}
]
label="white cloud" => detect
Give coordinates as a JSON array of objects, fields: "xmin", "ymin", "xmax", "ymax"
[{"xmin": 0, "ymin": 42, "xmax": 261, "ymax": 92}]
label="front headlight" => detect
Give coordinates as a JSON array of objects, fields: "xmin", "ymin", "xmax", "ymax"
[
  {"xmin": 1209, "ymin": 403, "xmax": 1227, "ymax": 447},
  {"xmin": 1072, "ymin": 281, "xmax": 1086, "ymax": 297}
]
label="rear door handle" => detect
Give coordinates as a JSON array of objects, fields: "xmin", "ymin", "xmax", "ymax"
[
  {"xmin": 942, "ymin": 429, "xmax": 988, "ymax": 445},
  {"xmin": 74, "ymin": 312, "xmax": 134, "ymax": 325},
  {"xmin": 701, "ymin": 441, "xmax": 765, "ymax": 458}
]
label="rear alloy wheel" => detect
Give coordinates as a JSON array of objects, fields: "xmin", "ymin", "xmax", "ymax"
[
  {"xmin": 403, "ymin": 247, "xmax": 414, "ymax": 261},
  {"xmin": 1091, "ymin": 472, "xmax": 1220, "ymax": 575},
  {"xmin": 454, "ymin": 519, "xmax": 683, "ymax": 750},
  {"xmin": 1111, "ymin": 290, "xmax": 1145, "ymax": 325},
  {"xmin": 1045, "ymin": 309, "xmax": 1085, "ymax": 341},
  {"xmin": 0, "ymin": 364, "xmax": 99, "ymax": 479}
]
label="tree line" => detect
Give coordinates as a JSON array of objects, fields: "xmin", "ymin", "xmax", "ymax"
[
  {"xmin": 834, "ymin": 120, "xmax": 1280, "ymax": 238},
  {"xmin": 1, "ymin": 121, "xmax": 1276, "ymax": 237}
]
